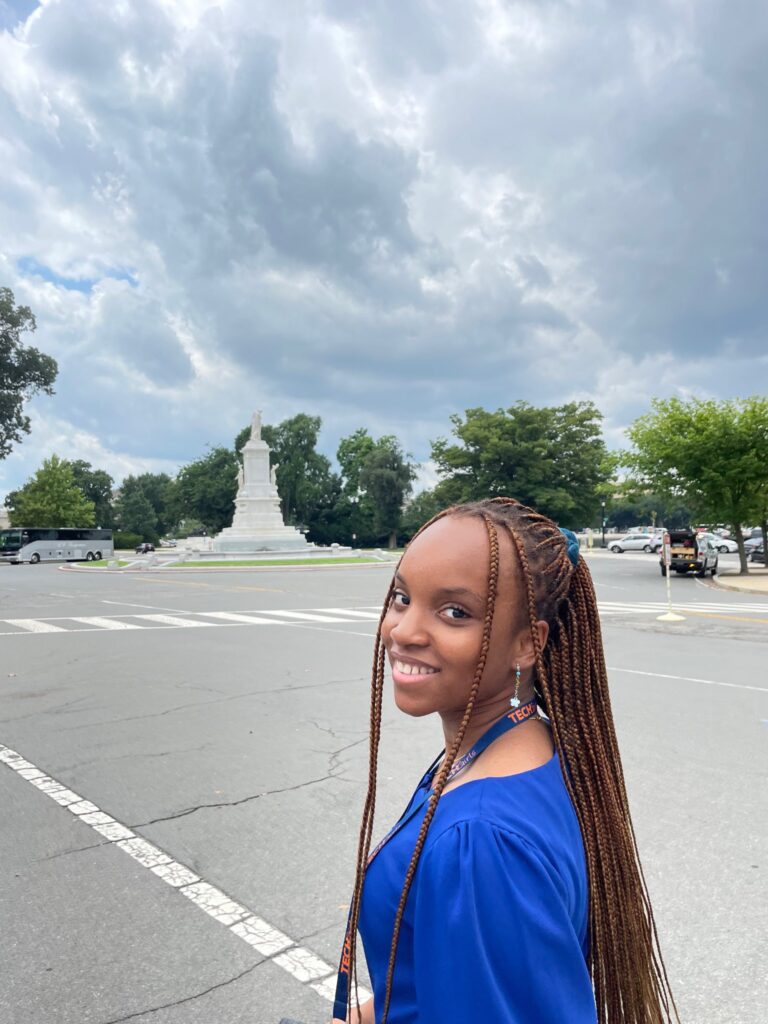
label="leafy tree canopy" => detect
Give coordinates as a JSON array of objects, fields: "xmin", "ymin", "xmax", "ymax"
[
  {"xmin": 121, "ymin": 472, "xmax": 176, "ymax": 537},
  {"xmin": 337, "ymin": 428, "xmax": 377, "ymax": 497},
  {"xmin": 69, "ymin": 460, "xmax": 115, "ymax": 528},
  {"xmin": 0, "ymin": 287, "xmax": 58, "ymax": 460},
  {"xmin": 260, "ymin": 414, "xmax": 338, "ymax": 528},
  {"xmin": 114, "ymin": 488, "xmax": 158, "ymax": 542},
  {"xmin": 431, "ymin": 401, "xmax": 610, "ymax": 527},
  {"xmin": 359, "ymin": 435, "xmax": 417, "ymax": 547},
  {"xmin": 7, "ymin": 454, "xmax": 95, "ymax": 526},
  {"xmin": 401, "ymin": 488, "xmax": 446, "ymax": 540},
  {"xmin": 625, "ymin": 396, "xmax": 768, "ymax": 572},
  {"xmin": 172, "ymin": 446, "xmax": 239, "ymax": 534}
]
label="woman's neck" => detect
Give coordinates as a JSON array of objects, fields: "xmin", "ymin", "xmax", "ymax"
[{"xmin": 440, "ymin": 687, "xmax": 535, "ymax": 758}]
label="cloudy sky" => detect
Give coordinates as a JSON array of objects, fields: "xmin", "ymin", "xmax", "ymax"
[{"xmin": 1, "ymin": 0, "xmax": 766, "ymax": 499}]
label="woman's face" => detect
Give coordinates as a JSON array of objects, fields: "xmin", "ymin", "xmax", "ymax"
[{"xmin": 381, "ymin": 515, "xmax": 542, "ymax": 718}]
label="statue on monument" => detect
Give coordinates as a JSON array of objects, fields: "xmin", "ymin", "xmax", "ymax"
[
  {"xmin": 250, "ymin": 409, "xmax": 262, "ymax": 442},
  {"xmin": 211, "ymin": 408, "xmax": 309, "ymax": 551}
]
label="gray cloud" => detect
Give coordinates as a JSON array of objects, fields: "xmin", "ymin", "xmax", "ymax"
[{"xmin": 0, "ymin": 0, "xmax": 766, "ymax": 498}]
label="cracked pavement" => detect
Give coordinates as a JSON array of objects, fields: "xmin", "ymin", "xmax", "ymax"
[
  {"xmin": 1, "ymin": 558, "xmax": 765, "ymax": 1023},
  {"xmin": 0, "ymin": 562, "xmax": 402, "ymax": 1024}
]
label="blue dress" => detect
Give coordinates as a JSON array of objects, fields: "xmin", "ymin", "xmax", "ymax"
[{"xmin": 358, "ymin": 752, "xmax": 597, "ymax": 1023}]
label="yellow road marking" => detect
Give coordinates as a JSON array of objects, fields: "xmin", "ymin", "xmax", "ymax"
[{"xmin": 680, "ymin": 609, "xmax": 768, "ymax": 624}]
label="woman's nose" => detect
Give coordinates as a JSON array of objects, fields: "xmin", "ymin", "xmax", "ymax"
[{"xmin": 388, "ymin": 605, "xmax": 430, "ymax": 647}]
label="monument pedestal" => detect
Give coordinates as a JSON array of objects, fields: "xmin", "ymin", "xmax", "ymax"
[{"xmin": 212, "ymin": 412, "xmax": 309, "ymax": 553}]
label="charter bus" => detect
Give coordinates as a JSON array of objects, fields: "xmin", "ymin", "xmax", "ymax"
[{"xmin": 0, "ymin": 527, "xmax": 114, "ymax": 564}]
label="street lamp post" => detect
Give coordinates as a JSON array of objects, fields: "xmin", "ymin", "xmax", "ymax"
[{"xmin": 601, "ymin": 501, "xmax": 606, "ymax": 549}]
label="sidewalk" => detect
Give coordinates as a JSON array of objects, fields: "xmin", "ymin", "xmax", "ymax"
[{"xmin": 713, "ymin": 567, "xmax": 768, "ymax": 595}]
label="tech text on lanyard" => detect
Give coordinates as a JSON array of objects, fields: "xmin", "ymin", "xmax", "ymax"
[{"xmin": 332, "ymin": 698, "xmax": 539, "ymax": 1021}]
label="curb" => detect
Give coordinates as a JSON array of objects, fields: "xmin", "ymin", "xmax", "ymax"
[
  {"xmin": 710, "ymin": 576, "xmax": 768, "ymax": 597},
  {"xmin": 57, "ymin": 560, "xmax": 397, "ymax": 575}
]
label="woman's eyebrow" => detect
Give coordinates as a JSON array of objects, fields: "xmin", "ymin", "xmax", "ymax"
[
  {"xmin": 395, "ymin": 573, "xmax": 483, "ymax": 604},
  {"xmin": 435, "ymin": 585, "xmax": 484, "ymax": 603}
]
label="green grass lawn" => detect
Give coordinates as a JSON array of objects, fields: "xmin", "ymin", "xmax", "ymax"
[{"xmin": 171, "ymin": 557, "xmax": 382, "ymax": 567}]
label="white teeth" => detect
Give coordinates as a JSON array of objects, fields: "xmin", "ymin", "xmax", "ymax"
[{"xmin": 394, "ymin": 659, "xmax": 436, "ymax": 676}]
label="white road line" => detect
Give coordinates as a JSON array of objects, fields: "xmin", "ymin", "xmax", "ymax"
[
  {"xmin": 102, "ymin": 599, "xmax": 192, "ymax": 614},
  {"xmin": 70, "ymin": 617, "xmax": 142, "ymax": 630},
  {"xmin": 607, "ymin": 666, "xmax": 767, "ymax": 693},
  {"xmin": 321, "ymin": 608, "xmax": 382, "ymax": 620},
  {"xmin": 599, "ymin": 601, "xmax": 768, "ymax": 611},
  {"xmin": 5, "ymin": 618, "xmax": 67, "ymax": 633},
  {"xmin": 280, "ymin": 622, "xmax": 378, "ymax": 639},
  {"xmin": 256, "ymin": 610, "xmax": 357, "ymax": 623},
  {"xmin": 0, "ymin": 743, "xmax": 367, "ymax": 1006},
  {"xmin": 133, "ymin": 614, "xmax": 215, "ymax": 628},
  {"xmin": 199, "ymin": 611, "xmax": 283, "ymax": 625}
]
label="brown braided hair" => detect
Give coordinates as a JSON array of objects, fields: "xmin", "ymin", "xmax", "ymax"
[{"xmin": 344, "ymin": 497, "xmax": 679, "ymax": 1024}]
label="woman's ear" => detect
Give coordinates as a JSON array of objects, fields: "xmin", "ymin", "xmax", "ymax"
[{"xmin": 512, "ymin": 620, "xmax": 549, "ymax": 672}]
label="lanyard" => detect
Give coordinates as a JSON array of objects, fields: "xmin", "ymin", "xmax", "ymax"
[{"xmin": 332, "ymin": 699, "xmax": 539, "ymax": 1020}]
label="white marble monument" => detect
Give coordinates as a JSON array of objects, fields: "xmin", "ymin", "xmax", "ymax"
[{"xmin": 212, "ymin": 410, "xmax": 309, "ymax": 552}]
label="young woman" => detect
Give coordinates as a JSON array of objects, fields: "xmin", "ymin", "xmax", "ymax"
[{"xmin": 332, "ymin": 498, "xmax": 679, "ymax": 1024}]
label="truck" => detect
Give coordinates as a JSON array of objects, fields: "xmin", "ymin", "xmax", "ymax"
[{"xmin": 660, "ymin": 529, "xmax": 718, "ymax": 577}]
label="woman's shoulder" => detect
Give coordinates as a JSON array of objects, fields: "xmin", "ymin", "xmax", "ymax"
[{"xmin": 425, "ymin": 754, "xmax": 587, "ymax": 886}]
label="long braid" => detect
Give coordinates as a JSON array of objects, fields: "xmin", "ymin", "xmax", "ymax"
[
  {"xmin": 344, "ymin": 510, "xmax": 455, "ymax": 1021},
  {"xmin": 500, "ymin": 503, "xmax": 679, "ymax": 1023},
  {"xmin": 345, "ymin": 578, "xmax": 395, "ymax": 1021},
  {"xmin": 377, "ymin": 514, "xmax": 500, "ymax": 1024},
  {"xmin": 343, "ymin": 497, "xmax": 679, "ymax": 1024}
]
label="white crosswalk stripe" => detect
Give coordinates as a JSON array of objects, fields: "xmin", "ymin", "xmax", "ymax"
[
  {"xmin": 252, "ymin": 609, "xmax": 357, "ymax": 623},
  {"xmin": 70, "ymin": 617, "xmax": 142, "ymax": 630},
  {"xmin": 5, "ymin": 618, "xmax": 67, "ymax": 633},
  {"xmin": 3, "ymin": 600, "xmax": 768, "ymax": 638},
  {"xmin": 198, "ymin": 611, "xmax": 283, "ymax": 625},
  {"xmin": 133, "ymin": 614, "xmax": 215, "ymax": 628}
]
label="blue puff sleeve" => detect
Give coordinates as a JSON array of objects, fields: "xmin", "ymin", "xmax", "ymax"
[{"xmin": 412, "ymin": 820, "xmax": 597, "ymax": 1024}]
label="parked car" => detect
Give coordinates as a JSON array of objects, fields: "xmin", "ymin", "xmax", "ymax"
[
  {"xmin": 748, "ymin": 545, "xmax": 765, "ymax": 564},
  {"xmin": 609, "ymin": 533, "xmax": 663, "ymax": 553},
  {"xmin": 699, "ymin": 532, "xmax": 738, "ymax": 554},
  {"xmin": 660, "ymin": 530, "xmax": 718, "ymax": 577},
  {"xmin": 135, "ymin": 542, "xmax": 155, "ymax": 554},
  {"xmin": 744, "ymin": 536, "xmax": 764, "ymax": 556}
]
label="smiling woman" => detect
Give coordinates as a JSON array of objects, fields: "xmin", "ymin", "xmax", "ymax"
[{"xmin": 324, "ymin": 498, "xmax": 679, "ymax": 1024}]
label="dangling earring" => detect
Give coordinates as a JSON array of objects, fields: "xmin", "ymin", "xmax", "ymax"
[{"xmin": 510, "ymin": 664, "xmax": 521, "ymax": 708}]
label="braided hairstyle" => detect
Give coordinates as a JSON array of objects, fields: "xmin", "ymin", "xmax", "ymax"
[{"xmin": 344, "ymin": 497, "xmax": 679, "ymax": 1024}]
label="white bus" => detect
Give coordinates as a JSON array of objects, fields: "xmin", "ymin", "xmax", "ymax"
[{"xmin": 0, "ymin": 527, "xmax": 114, "ymax": 564}]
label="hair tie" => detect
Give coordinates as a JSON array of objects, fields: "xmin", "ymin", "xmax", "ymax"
[{"xmin": 559, "ymin": 527, "xmax": 580, "ymax": 568}]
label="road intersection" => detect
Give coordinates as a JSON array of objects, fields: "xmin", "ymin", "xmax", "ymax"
[{"xmin": 0, "ymin": 554, "xmax": 765, "ymax": 1023}]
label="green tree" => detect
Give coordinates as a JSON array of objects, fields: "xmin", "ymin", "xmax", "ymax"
[
  {"xmin": 261, "ymin": 414, "xmax": 337, "ymax": 528},
  {"xmin": 8, "ymin": 454, "xmax": 95, "ymax": 526},
  {"xmin": 431, "ymin": 402, "xmax": 610, "ymax": 526},
  {"xmin": 337, "ymin": 428, "xmax": 377, "ymax": 496},
  {"xmin": 401, "ymin": 488, "xmax": 445, "ymax": 540},
  {"xmin": 69, "ymin": 461, "xmax": 115, "ymax": 527},
  {"xmin": 121, "ymin": 472, "xmax": 176, "ymax": 537},
  {"xmin": 172, "ymin": 446, "xmax": 239, "ymax": 534},
  {"xmin": 0, "ymin": 287, "xmax": 58, "ymax": 459},
  {"xmin": 335, "ymin": 428, "xmax": 378, "ymax": 544},
  {"xmin": 359, "ymin": 436, "xmax": 417, "ymax": 547},
  {"xmin": 626, "ymin": 396, "xmax": 768, "ymax": 573},
  {"xmin": 114, "ymin": 489, "xmax": 158, "ymax": 542}
]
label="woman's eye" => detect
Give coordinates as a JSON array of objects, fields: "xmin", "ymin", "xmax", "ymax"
[
  {"xmin": 392, "ymin": 590, "xmax": 410, "ymax": 607},
  {"xmin": 444, "ymin": 605, "xmax": 469, "ymax": 621}
]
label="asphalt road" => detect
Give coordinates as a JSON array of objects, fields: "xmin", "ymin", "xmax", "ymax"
[{"xmin": 0, "ymin": 551, "xmax": 765, "ymax": 1024}]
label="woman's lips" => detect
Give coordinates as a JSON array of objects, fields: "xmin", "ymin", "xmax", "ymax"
[{"xmin": 389, "ymin": 655, "xmax": 440, "ymax": 684}]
